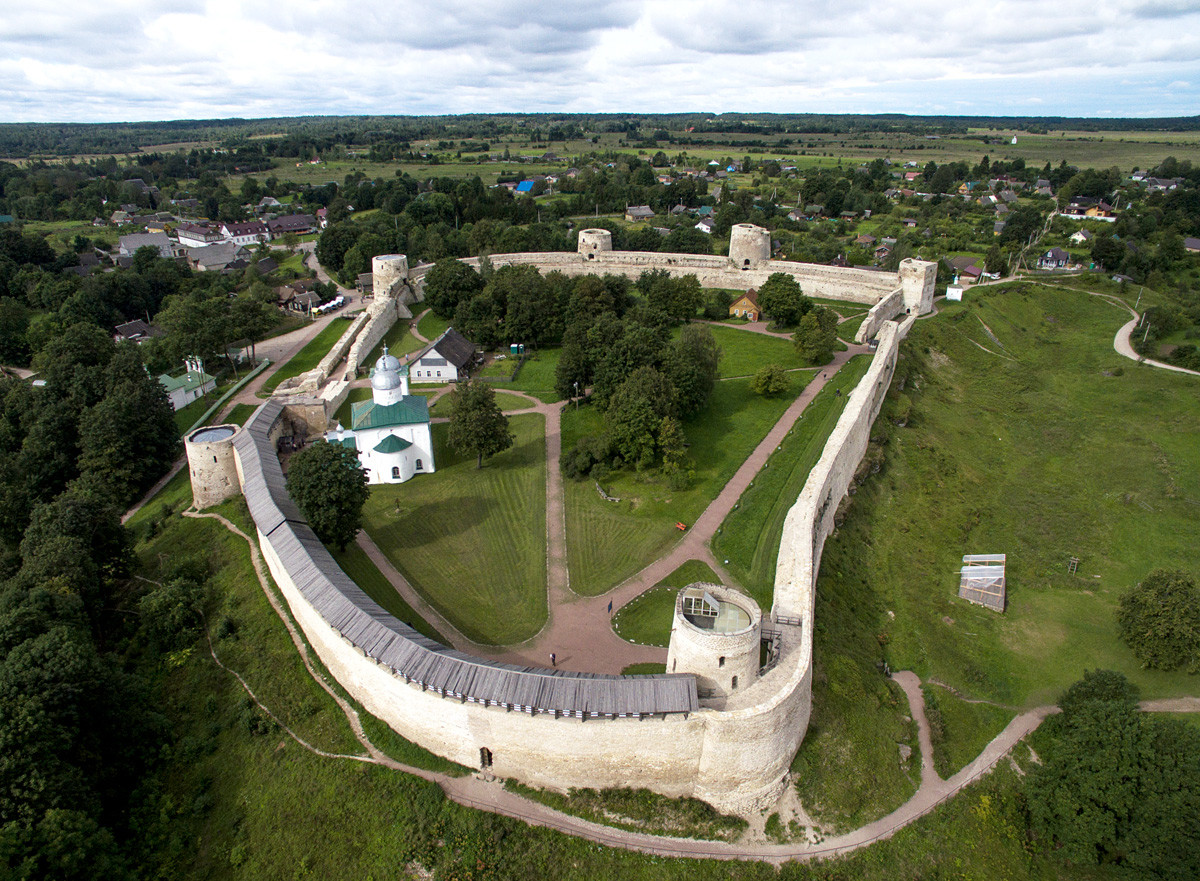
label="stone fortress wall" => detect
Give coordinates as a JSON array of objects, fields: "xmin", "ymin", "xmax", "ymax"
[{"xmin": 194, "ymin": 228, "xmax": 930, "ymax": 814}]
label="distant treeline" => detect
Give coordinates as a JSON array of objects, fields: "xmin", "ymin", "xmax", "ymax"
[{"xmin": 3, "ymin": 113, "xmax": 1199, "ymax": 158}]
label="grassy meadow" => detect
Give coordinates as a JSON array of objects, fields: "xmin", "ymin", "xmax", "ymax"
[
  {"xmin": 563, "ymin": 375, "xmax": 803, "ymax": 596},
  {"xmin": 359, "ymin": 415, "xmax": 547, "ymax": 645},
  {"xmin": 819, "ymin": 283, "xmax": 1200, "ymax": 709}
]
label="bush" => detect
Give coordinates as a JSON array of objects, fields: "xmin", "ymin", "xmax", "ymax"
[{"xmin": 1117, "ymin": 568, "xmax": 1200, "ymax": 672}]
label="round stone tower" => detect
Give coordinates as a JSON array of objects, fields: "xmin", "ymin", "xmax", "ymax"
[
  {"xmin": 185, "ymin": 424, "xmax": 241, "ymax": 509},
  {"xmin": 372, "ymin": 254, "xmax": 409, "ymax": 299},
  {"xmin": 728, "ymin": 223, "xmax": 771, "ymax": 268},
  {"xmin": 577, "ymin": 228, "xmax": 613, "ymax": 259},
  {"xmin": 667, "ymin": 583, "xmax": 762, "ymax": 702}
]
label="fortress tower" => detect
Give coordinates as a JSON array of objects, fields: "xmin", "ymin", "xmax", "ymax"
[
  {"xmin": 185, "ymin": 424, "xmax": 241, "ymax": 509},
  {"xmin": 577, "ymin": 228, "xmax": 613, "ymax": 259},
  {"xmin": 372, "ymin": 254, "xmax": 409, "ymax": 299},
  {"xmin": 728, "ymin": 223, "xmax": 771, "ymax": 268},
  {"xmin": 899, "ymin": 258, "xmax": 937, "ymax": 315},
  {"xmin": 667, "ymin": 584, "xmax": 762, "ymax": 703}
]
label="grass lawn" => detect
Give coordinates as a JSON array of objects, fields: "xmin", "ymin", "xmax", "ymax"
[
  {"xmin": 224, "ymin": 403, "xmax": 257, "ymax": 426},
  {"xmin": 173, "ymin": 393, "xmax": 215, "ymax": 435},
  {"xmin": 712, "ymin": 357, "xmax": 870, "ymax": 610},
  {"xmin": 259, "ymin": 318, "xmax": 352, "ymax": 395},
  {"xmin": 921, "ymin": 684, "xmax": 1016, "ymax": 778},
  {"xmin": 836, "ymin": 311, "xmax": 871, "ymax": 342},
  {"xmin": 417, "ymin": 310, "xmax": 451, "ymax": 342},
  {"xmin": 330, "ymin": 541, "xmax": 447, "ymax": 644},
  {"xmin": 359, "ymin": 415, "xmax": 547, "ymax": 645},
  {"xmin": 689, "ymin": 324, "xmax": 806, "ymax": 378},
  {"xmin": 363, "ymin": 316, "xmax": 424, "ymax": 366},
  {"xmin": 507, "ymin": 348, "xmax": 562, "ymax": 402},
  {"xmin": 612, "ymin": 559, "xmax": 722, "ymax": 647},
  {"xmin": 824, "ymin": 283, "xmax": 1200, "ymax": 708},
  {"xmin": 563, "ymin": 376, "xmax": 804, "ymax": 596},
  {"xmin": 429, "ymin": 390, "xmax": 531, "ymax": 418}
]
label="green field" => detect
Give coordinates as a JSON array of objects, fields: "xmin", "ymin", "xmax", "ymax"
[
  {"xmin": 612, "ymin": 560, "xmax": 722, "ymax": 647},
  {"xmin": 258, "ymin": 319, "xmax": 351, "ymax": 395},
  {"xmin": 921, "ymin": 684, "xmax": 1016, "ymax": 778},
  {"xmin": 820, "ymin": 283, "xmax": 1200, "ymax": 708},
  {"xmin": 428, "ymin": 389, "xmax": 531, "ymax": 417},
  {"xmin": 363, "ymin": 316, "xmax": 424, "ymax": 365},
  {"xmin": 563, "ymin": 376, "xmax": 804, "ymax": 596},
  {"xmin": 359, "ymin": 415, "xmax": 547, "ymax": 645},
  {"xmin": 712, "ymin": 357, "xmax": 870, "ymax": 609},
  {"xmin": 694, "ymin": 324, "xmax": 806, "ymax": 378},
  {"xmin": 416, "ymin": 310, "xmax": 451, "ymax": 342}
]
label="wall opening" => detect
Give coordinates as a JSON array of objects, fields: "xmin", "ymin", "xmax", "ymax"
[
  {"xmin": 718, "ymin": 656, "xmax": 725, "ymax": 668},
  {"xmin": 391, "ymin": 467, "xmax": 400, "ymax": 479},
  {"xmin": 480, "ymin": 747, "xmax": 493, "ymax": 769},
  {"xmin": 415, "ymin": 459, "xmax": 423, "ymax": 470},
  {"xmin": 732, "ymin": 675, "xmax": 739, "ymax": 689}
]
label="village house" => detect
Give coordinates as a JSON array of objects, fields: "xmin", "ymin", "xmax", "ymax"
[
  {"xmin": 219, "ymin": 220, "xmax": 271, "ymax": 245},
  {"xmin": 728, "ymin": 290, "xmax": 760, "ymax": 321},
  {"xmin": 409, "ymin": 328, "xmax": 479, "ymax": 384},
  {"xmin": 175, "ymin": 222, "xmax": 223, "ymax": 249},
  {"xmin": 158, "ymin": 358, "xmax": 216, "ymax": 411},
  {"xmin": 266, "ymin": 214, "xmax": 317, "ymax": 236},
  {"xmin": 625, "ymin": 205, "xmax": 655, "ymax": 222},
  {"xmin": 1037, "ymin": 247, "xmax": 1071, "ymax": 269},
  {"xmin": 118, "ymin": 232, "xmax": 177, "ymax": 258}
]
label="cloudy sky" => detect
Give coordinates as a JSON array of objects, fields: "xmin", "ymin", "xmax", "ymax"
[{"xmin": 2, "ymin": 0, "xmax": 1198, "ymax": 122}]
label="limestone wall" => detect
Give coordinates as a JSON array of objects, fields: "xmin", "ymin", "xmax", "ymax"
[
  {"xmin": 222, "ymin": 276, "xmax": 916, "ymax": 815},
  {"xmin": 774, "ymin": 316, "xmax": 914, "ymax": 628},
  {"xmin": 185, "ymin": 426, "xmax": 240, "ymax": 509},
  {"xmin": 448, "ymin": 251, "xmax": 898, "ymax": 306},
  {"xmin": 856, "ymin": 288, "xmax": 904, "ymax": 343}
]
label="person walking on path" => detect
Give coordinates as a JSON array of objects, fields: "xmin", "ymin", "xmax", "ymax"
[{"xmin": 550, "ymin": 653, "xmax": 556, "ymax": 667}]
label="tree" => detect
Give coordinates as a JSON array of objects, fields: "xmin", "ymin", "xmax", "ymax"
[
  {"xmin": 751, "ymin": 363, "xmax": 790, "ymax": 396},
  {"xmin": 756, "ymin": 273, "xmax": 810, "ymax": 327},
  {"xmin": 606, "ymin": 366, "xmax": 676, "ymax": 469},
  {"xmin": 793, "ymin": 306, "xmax": 838, "ymax": 364},
  {"xmin": 664, "ymin": 324, "xmax": 720, "ymax": 416},
  {"xmin": 1028, "ymin": 671, "xmax": 1200, "ymax": 878},
  {"xmin": 422, "ymin": 258, "xmax": 484, "ymax": 319},
  {"xmin": 1117, "ymin": 568, "xmax": 1200, "ymax": 672},
  {"xmin": 285, "ymin": 440, "xmax": 369, "ymax": 550},
  {"xmin": 447, "ymin": 379, "xmax": 513, "ymax": 469}
]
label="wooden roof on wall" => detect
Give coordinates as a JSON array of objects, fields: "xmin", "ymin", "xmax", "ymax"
[{"xmin": 234, "ymin": 401, "xmax": 698, "ymax": 717}]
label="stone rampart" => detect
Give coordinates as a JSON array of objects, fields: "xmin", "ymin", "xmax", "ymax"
[
  {"xmin": 217, "ymin": 264, "xmax": 917, "ymax": 815},
  {"xmin": 856, "ymin": 288, "xmax": 904, "ymax": 343},
  {"xmin": 451, "ymin": 251, "xmax": 898, "ymax": 306}
]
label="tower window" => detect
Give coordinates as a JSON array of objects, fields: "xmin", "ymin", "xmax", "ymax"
[
  {"xmin": 718, "ymin": 656, "xmax": 725, "ymax": 668},
  {"xmin": 732, "ymin": 676, "xmax": 739, "ymax": 689}
]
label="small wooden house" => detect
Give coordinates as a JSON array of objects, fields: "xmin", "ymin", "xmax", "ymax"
[{"xmin": 729, "ymin": 291, "xmax": 760, "ymax": 321}]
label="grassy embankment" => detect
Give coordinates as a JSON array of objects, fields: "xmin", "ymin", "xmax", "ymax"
[{"xmin": 791, "ymin": 282, "xmax": 1200, "ymax": 832}]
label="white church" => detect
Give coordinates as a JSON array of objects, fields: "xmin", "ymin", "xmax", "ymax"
[{"xmin": 326, "ymin": 348, "xmax": 435, "ymax": 483}]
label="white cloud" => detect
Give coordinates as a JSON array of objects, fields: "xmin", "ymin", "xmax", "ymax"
[{"xmin": 0, "ymin": 0, "xmax": 1197, "ymax": 120}]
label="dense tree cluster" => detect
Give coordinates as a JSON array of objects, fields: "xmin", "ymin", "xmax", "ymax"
[{"xmin": 1027, "ymin": 671, "xmax": 1200, "ymax": 879}]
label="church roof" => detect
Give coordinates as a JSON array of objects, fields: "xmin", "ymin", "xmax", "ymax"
[
  {"xmin": 373, "ymin": 434, "xmax": 413, "ymax": 453},
  {"xmin": 351, "ymin": 395, "xmax": 429, "ymax": 431}
]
